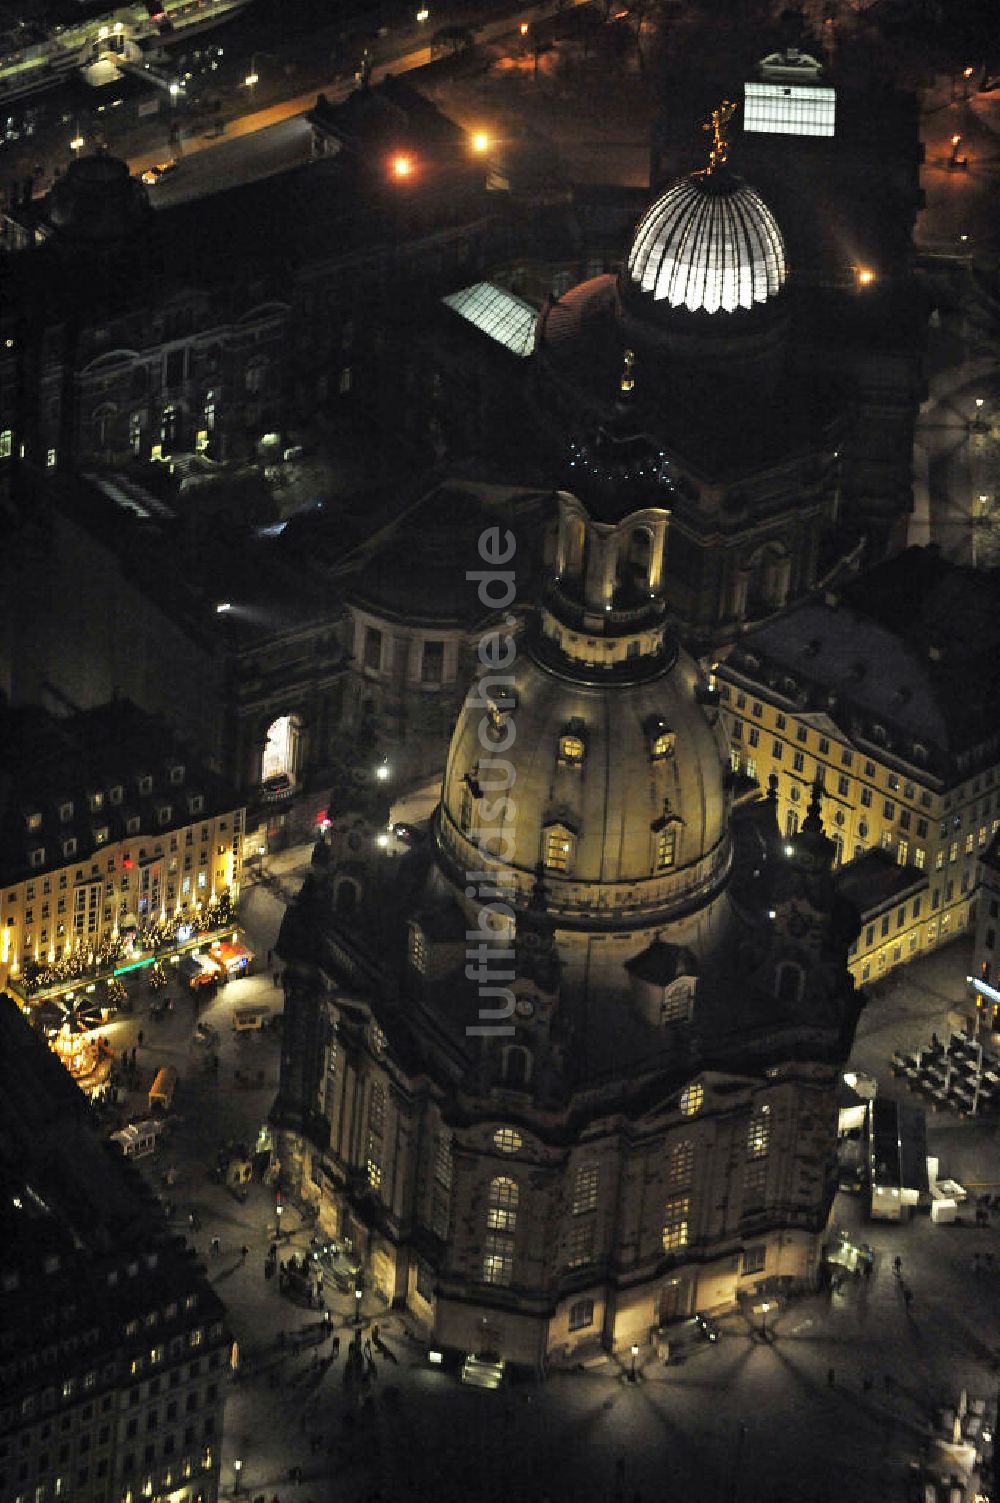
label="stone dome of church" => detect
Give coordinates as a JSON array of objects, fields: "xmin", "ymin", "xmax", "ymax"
[
  {"xmin": 625, "ymin": 168, "xmax": 787, "ymax": 315},
  {"xmin": 435, "ymin": 495, "xmax": 731, "ymax": 927},
  {"xmin": 48, "ymin": 152, "xmax": 152, "ymax": 246},
  {"xmin": 437, "ymin": 641, "xmax": 730, "ymax": 925}
]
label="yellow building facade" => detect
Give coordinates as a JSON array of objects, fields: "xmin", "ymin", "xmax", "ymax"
[
  {"xmin": 714, "ymin": 554, "xmax": 1000, "ymax": 985},
  {"xmin": 0, "ymin": 703, "xmax": 245, "ymax": 992}
]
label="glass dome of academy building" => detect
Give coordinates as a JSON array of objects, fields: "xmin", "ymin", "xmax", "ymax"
[
  {"xmin": 272, "ymin": 456, "xmax": 865, "ymax": 1369},
  {"xmin": 531, "ymin": 103, "xmax": 866, "ymax": 655}
]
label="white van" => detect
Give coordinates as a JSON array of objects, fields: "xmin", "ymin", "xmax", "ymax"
[
  {"xmin": 149, "ymin": 1065, "xmax": 178, "ymax": 1114},
  {"xmin": 111, "ymin": 1120, "xmax": 162, "ymax": 1159}
]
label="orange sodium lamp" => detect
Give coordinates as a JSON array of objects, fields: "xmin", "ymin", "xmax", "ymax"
[{"xmin": 391, "ymin": 153, "xmax": 413, "ymax": 178}]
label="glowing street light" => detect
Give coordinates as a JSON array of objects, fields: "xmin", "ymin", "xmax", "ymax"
[
  {"xmin": 855, "ymin": 266, "xmax": 875, "ymax": 289},
  {"xmin": 471, "ymin": 130, "xmax": 490, "ymax": 154},
  {"xmin": 375, "ymin": 762, "xmax": 391, "ymax": 782},
  {"xmin": 629, "ymin": 1342, "xmax": 639, "ymax": 1381},
  {"xmin": 215, "ymin": 601, "xmax": 232, "ymax": 614},
  {"xmin": 390, "ymin": 153, "xmax": 413, "ymax": 179},
  {"xmin": 520, "ymin": 20, "xmax": 529, "ymax": 35},
  {"xmin": 233, "ymin": 1457, "xmax": 243, "ymax": 1496},
  {"xmin": 416, "ymin": 6, "xmax": 430, "ymax": 20},
  {"xmin": 354, "ymin": 1283, "xmax": 363, "ymax": 1325},
  {"xmin": 244, "ymin": 69, "xmax": 258, "ymax": 88},
  {"xmin": 70, "ymin": 131, "xmax": 85, "ymax": 152}
]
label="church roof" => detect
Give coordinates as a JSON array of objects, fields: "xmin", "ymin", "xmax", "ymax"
[{"xmin": 625, "ymin": 169, "xmax": 787, "ymax": 315}]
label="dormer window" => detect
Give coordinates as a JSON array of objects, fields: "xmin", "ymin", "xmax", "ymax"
[
  {"xmin": 542, "ymin": 823, "xmax": 575, "ymax": 874},
  {"xmin": 157, "ymin": 805, "xmax": 172, "ymax": 826},
  {"xmin": 63, "ymin": 837, "xmax": 77, "ymax": 858},
  {"xmin": 29, "ymin": 847, "xmax": 45, "ymax": 869},
  {"xmin": 138, "ymin": 776, "xmax": 153, "ymax": 795},
  {"xmin": 26, "ymin": 811, "xmax": 42, "ymax": 833},
  {"xmin": 94, "ymin": 826, "xmax": 109, "ymax": 847},
  {"xmin": 59, "ymin": 802, "xmax": 73, "ymax": 823},
  {"xmin": 127, "ymin": 816, "xmax": 141, "ymax": 835},
  {"xmin": 558, "ymin": 734, "xmax": 585, "ymax": 766},
  {"xmin": 109, "ymin": 785, "xmax": 123, "ymax": 805},
  {"xmin": 168, "ymin": 765, "xmax": 184, "ymax": 785},
  {"xmin": 89, "ymin": 792, "xmax": 104, "ymax": 813},
  {"xmin": 188, "ymin": 794, "xmax": 204, "ymax": 815},
  {"xmin": 655, "ymin": 826, "xmax": 677, "ymax": 870}
]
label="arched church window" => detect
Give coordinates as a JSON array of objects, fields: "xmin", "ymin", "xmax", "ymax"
[
  {"xmin": 483, "ymin": 1176, "xmax": 518, "ymax": 1286},
  {"xmin": 502, "ymin": 1046, "xmax": 531, "ymax": 1088},
  {"xmin": 542, "ymin": 825, "xmax": 575, "ymax": 874},
  {"xmin": 568, "ymin": 1298, "xmax": 594, "ymax": 1331},
  {"xmin": 774, "ymin": 962, "xmax": 804, "ymax": 1005}
]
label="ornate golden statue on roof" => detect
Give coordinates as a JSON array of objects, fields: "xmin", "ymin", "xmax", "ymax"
[{"xmin": 703, "ymin": 99, "xmax": 737, "ymax": 174}]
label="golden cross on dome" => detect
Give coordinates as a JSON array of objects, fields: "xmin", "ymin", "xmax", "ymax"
[{"xmin": 703, "ymin": 99, "xmax": 737, "ymax": 174}]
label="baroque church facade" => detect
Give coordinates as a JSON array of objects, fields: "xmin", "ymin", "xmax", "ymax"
[{"xmin": 274, "ymin": 152, "xmax": 868, "ymax": 1362}]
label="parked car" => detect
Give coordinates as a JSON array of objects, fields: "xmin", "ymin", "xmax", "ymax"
[{"xmin": 141, "ymin": 159, "xmax": 180, "ymax": 186}]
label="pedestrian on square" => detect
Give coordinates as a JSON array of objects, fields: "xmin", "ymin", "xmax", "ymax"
[
  {"xmin": 211, "ymin": 1236, "xmax": 221, "ymax": 1256},
  {"xmin": 240, "ymin": 1244, "xmax": 249, "ymax": 1264},
  {"xmin": 267, "ymin": 948, "xmax": 273, "ymax": 965},
  {"xmin": 274, "ymin": 971, "xmax": 281, "ymax": 988},
  {"xmin": 893, "ymin": 1255, "xmax": 902, "ymax": 1277},
  {"xmin": 987, "ymin": 1253, "xmax": 995, "ymax": 1272},
  {"xmin": 137, "ymin": 1030, "xmax": 144, "ymax": 1048},
  {"xmin": 827, "ymin": 1367, "xmax": 835, "ymax": 1387},
  {"xmin": 974, "ymin": 1253, "xmax": 982, "ymax": 1276},
  {"xmin": 902, "ymin": 1287, "xmax": 913, "ymax": 1314}
]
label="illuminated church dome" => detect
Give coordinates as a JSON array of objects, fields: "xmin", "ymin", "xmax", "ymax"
[{"xmin": 625, "ymin": 169, "xmax": 787, "ymax": 315}]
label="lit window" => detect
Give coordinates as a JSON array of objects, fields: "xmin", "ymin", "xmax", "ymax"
[
  {"xmin": 746, "ymin": 1105, "xmax": 771, "ymax": 1159},
  {"xmin": 482, "ymin": 1234, "xmax": 514, "ymax": 1286},
  {"xmin": 366, "ymin": 1159, "xmax": 382, "ymax": 1190},
  {"xmin": 487, "ymin": 1175, "xmax": 519, "ymax": 1232},
  {"xmin": 667, "ymin": 1140, "xmax": 694, "ymax": 1188},
  {"xmin": 0, "ymin": 429, "xmax": 12, "ymax": 459},
  {"xmin": 47, "ymin": 448, "xmax": 57, "ymax": 467},
  {"xmin": 572, "ymin": 1162, "xmax": 599, "ymax": 1215},
  {"xmin": 651, "ymin": 730, "xmax": 675, "ymax": 760},
  {"xmin": 743, "ymin": 1160, "xmax": 767, "ymax": 1206},
  {"xmin": 558, "ymin": 735, "xmax": 585, "ymax": 766},
  {"xmin": 543, "ymin": 826, "xmax": 574, "ymax": 873},
  {"xmin": 656, "ymin": 826, "xmax": 676, "ymax": 871},
  {"xmin": 661, "ymin": 1196, "xmax": 690, "ymax": 1251},
  {"xmin": 492, "ymin": 1128, "xmax": 522, "ymax": 1155},
  {"xmin": 679, "ymin": 1083, "xmax": 703, "ymax": 1117}
]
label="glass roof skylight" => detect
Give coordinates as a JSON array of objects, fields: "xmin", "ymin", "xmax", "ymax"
[{"xmin": 442, "ymin": 282, "xmax": 537, "ymax": 357}]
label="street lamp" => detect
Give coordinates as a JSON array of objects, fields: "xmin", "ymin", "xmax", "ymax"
[
  {"xmin": 758, "ymin": 1300, "xmax": 773, "ymax": 1340},
  {"xmin": 233, "ymin": 1457, "xmax": 243, "ymax": 1496},
  {"xmin": 375, "ymin": 760, "xmax": 391, "ymax": 780},
  {"xmin": 629, "ymin": 1342, "xmax": 639, "ymax": 1382},
  {"xmin": 471, "ymin": 130, "xmax": 491, "ymax": 155},
  {"xmin": 70, "ymin": 130, "xmax": 84, "ymax": 153},
  {"xmin": 354, "ymin": 1282, "xmax": 363, "ymax": 1326},
  {"xmin": 275, "ymin": 1199, "xmax": 283, "ymax": 1241},
  {"xmin": 390, "ymin": 153, "xmax": 412, "ymax": 179},
  {"xmin": 416, "ymin": 7, "xmax": 430, "ymax": 20}
]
